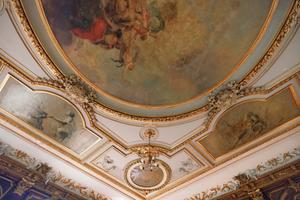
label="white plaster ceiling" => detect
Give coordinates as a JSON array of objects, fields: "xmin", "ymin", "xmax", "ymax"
[{"xmin": 0, "ymin": 0, "xmax": 300, "ymax": 199}]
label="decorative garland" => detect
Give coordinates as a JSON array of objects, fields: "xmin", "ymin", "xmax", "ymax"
[
  {"xmin": 0, "ymin": 140, "xmax": 111, "ymax": 200},
  {"xmin": 186, "ymin": 147, "xmax": 300, "ymax": 200}
]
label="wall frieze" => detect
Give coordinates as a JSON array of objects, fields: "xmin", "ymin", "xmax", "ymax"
[
  {"xmin": 0, "ymin": 140, "xmax": 111, "ymax": 200},
  {"xmin": 186, "ymin": 147, "xmax": 300, "ymax": 200}
]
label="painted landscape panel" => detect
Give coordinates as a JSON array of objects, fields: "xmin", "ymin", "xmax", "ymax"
[
  {"xmin": 0, "ymin": 77, "xmax": 99, "ymax": 154},
  {"xmin": 199, "ymin": 88, "xmax": 300, "ymax": 158}
]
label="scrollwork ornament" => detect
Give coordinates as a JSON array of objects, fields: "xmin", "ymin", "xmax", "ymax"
[
  {"xmin": 5, "ymin": 0, "xmax": 300, "ymax": 123},
  {"xmin": 13, "ymin": 178, "xmax": 35, "ymax": 196},
  {"xmin": 130, "ymin": 145, "xmax": 168, "ymax": 158},
  {"xmin": 248, "ymin": 189, "xmax": 264, "ymax": 200},
  {"xmin": 186, "ymin": 147, "xmax": 300, "ymax": 200},
  {"xmin": 37, "ymin": 74, "xmax": 97, "ymax": 105},
  {"xmin": 0, "ymin": 140, "xmax": 111, "ymax": 200},
  {"xmin": 207, "ymin": 81, "xmax": 264, "ymax": 118},
  {"xmin": 208, "ymin": 81, "xmax": 241, "ymax": 115}
]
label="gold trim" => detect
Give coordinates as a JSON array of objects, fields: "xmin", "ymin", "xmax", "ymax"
[
  {"xmin": 34, "ymin": 0, "xmax": 277, "ymax": 110},
  {"xmin": 1, "ymin": 55, "xmax": 300, "ymax": 154},
  {"xmin": 124, "ymin": 159, "xmax": 171, "ymax": 193},
  {"xmin": 185, "ymin": 150, "xmax": 300, "ymax": 200},
  {"xmin": 0, "ymin": 68, "xmax": 297, "ymax": 199},
  {"xmin": 0, "ymin": 140, "xmax": 111, "ymax": 200},
  {"xmin": 240, "ymin": 0, "xmax": 300, "ymax": 86},
  {"xmin": 5, "ymin": 0, "xmax": 300, "ymax": 123},
  {"xmin": 0, "ymin": 74, "xmax": 101, "ymax": 154},
  {"xmin": 196, "ymin": 85, "xmax": 300, "ymax": 160},
  {"xmin": 0, "ymin": 118, "xmax": 145, "ymax": 200},
  {"xmin": 148, "ymin": 124, "xmax": 300, "ymax": 200},
  {"xmin": 8, "ymin": 0, "xmax": 64, "ymax": 79}
]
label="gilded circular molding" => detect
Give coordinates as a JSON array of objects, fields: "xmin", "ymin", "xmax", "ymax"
[
  {"xmin": 7, "ymin": 0, "xmax": 300, "ymax": 122},
  {"xmin": 124, "ymin": 159, "xmax": 171, "ymax": 192},
  {"xmin": 139, "ymin": 126, "xmax": 159, "ymax": 141}
]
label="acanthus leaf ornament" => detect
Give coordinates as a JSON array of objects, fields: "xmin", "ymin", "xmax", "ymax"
[
  {"xmin": 37, "ymin": 74, "xmax": 97, "ymax": 105},
  {"xmin": 207, "ymin": 81, "xmax": 241, "ymax": 116},
  {"xmin": 207, "ymin": 81, "xmax": 264, "ymax": 119},
  {"xmin": 0, "ymin": 140, "xmax": 111, "ymax": 200},
  {"xmin": 185, "ymin": 147, "xmax": 300, "ymax": 200}
]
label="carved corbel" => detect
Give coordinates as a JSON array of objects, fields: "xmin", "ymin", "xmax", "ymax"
[
  {"xmin": 13, "ymin": 177, "xmax": 36, "ymax": 196},
  {"xmin": 233, "ymin": 173, "xmax": 265, "ymax": 200},
  {"xmin": 50, "ymin": 191, "xmax": 65, "ymax": 200},
  {"xmin": 288, "ymin": 178, "xmax": 300, "ymax": 193},
  {"xmin": 248, "ymin": 188, "xmax": 265, "ymax": 200}
]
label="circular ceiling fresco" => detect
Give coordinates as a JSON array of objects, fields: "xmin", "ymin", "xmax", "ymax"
[{"xmin": 22, "ymin": 0, "xmax": 294, "ymax": 118}]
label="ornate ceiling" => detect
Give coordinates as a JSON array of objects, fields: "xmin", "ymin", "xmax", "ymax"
[{"xmin": 0, "ymin": 0, "xmax": 300, "ymax": 199}]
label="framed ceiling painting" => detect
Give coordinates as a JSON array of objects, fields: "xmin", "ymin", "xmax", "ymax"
[
  {"xmin": 197, "ymin": 86, "xmax": 300, "ymax": 161},
  {"xmin": 0, "ymin": 75, "xmax": 100, "ymax": 155}
]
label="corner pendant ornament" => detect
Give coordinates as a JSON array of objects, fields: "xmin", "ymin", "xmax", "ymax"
[
  {"xmin": 37, "ymin": 74, "xmax": 97, "ymax": 105},
  {"xmin": 208, "ymin": 81, "xmax": 264, "ymax": 117},
  {"xmin": 62, "ymin": 75, "xmax": 97, "ymax": 104}
]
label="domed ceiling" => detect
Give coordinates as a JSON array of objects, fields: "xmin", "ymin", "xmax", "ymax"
[
  {"xmin": 22, "ymin": 0, "xmax": 292, "ymax": 118},
  {"xmin": 1, "ymin": 0, "xmax": 300, "ymax": 199}
]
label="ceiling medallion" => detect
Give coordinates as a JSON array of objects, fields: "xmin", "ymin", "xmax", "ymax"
[
  {"xmin": 124, "ymin": 159, "xmax": 171, "ymax": 192},
  {"xmin": 126, "ymin": 129, "xmax": 171, "ymax": 192},
  {"xmin": 139, "ymin": 126, "xmax": 159, "ymax": 141}
]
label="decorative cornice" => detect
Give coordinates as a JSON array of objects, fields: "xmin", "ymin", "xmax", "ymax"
[
  {"xmin": 5, "ymin": 0, "xmax": 300, "ymax": 123},
  {"xmin": 185, "ymin": 147, "xmax": 300, "ymax": 200},
  {"xmin": 0, "ymin": 140, "xmax": 111, "ymax": 200},
  {"xmin": 8, "ymin": 0, "xmax": 64, "ymax": 78},
  {"xmin": 240, "ymin": 0, "xmax": 300, "ymax": 86}
]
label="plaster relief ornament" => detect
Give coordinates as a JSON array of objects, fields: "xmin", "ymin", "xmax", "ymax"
[
  {"xmin": 13, "ymin": 178, "xmax": 36, "ymax": 196},
  {"xmin": 207, "ymin": 81, "xmax": 264, "ymax": 118},
  {"xmin": 37, "ymin": 74, "xmax": 97, "ymax": 105},
  {"xmin": 0, "ymin": 140, "xmax": 111, "ymax": 200},
  {"xmin": 97, "ymin": 155, "xmax": 117, "ymax": 172},
  {"xmin": 126, "ymin": 128, "xmax": 171, "ymax": 192},
  {"xmin": 186, "ymin": 147, "xmax": 300, "ymax": 200},
  {"xmin": 124, "ymin": 159, "xmax": 171, "ymax": 192},
  {"xmin": 62, "ymin": 75, "xmax": 97, "ymax": 104}
]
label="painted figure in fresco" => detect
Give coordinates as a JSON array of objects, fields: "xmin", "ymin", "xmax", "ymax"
[
  {"xmin": 50, "ymin": 111, "xmax": 76, "ymax": 142},
  {"xmin": 98, "ymin": 155, "xmax": 117, "ymax": 171},
  {"xmin": 233, "ymin": 112, "xmax": 266, "ymax": 147},
  {"xmin": 29, "ymin": 105, "xmax": 48, "ymax": 130},
  {"xmin": 52, "ymin": 0, "xmax": 164, "ymax": 71},
  {"xmin": 222, "ymin": 112, "xmax": 267, "ymax": 149},
  {"xmin": 179, "ymin": 158, "xmax": 198, "ymax": 173}
]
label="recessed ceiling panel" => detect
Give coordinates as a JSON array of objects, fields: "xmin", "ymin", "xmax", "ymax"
[{"xmin": 20, "ymin": 0, "xmax": 295, "ymax": 117}]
